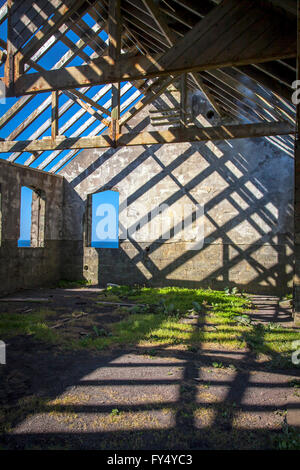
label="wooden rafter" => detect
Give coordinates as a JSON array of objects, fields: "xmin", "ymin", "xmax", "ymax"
[
  {"xmin": 235, "ymin": 65, "xmax": 293, "ymax": 102},
  {"xmin": 67, "ymin": 89, "xmax": 111, "ymax": 116},
  {"xmin": 190, "ymin": 72, "xmax": 224, "ymax": 117},
  {"xmin": 119, "ymin": 75, "xmax": 177, "ymax": 126},
  {"xmin": 11, "ymin": 0, "xmax": 296, "ymax": 96},
  {"xmin": 141, "ymin": 0, "xmax": 224, "ymax": 116},
  {"xmin": 1, "ymin": 37, "xmax": 113, "ymax": 144},
  {"xmin": 63, "ymin": 90, "xmax": 110, "ymax": 128},
  {"xmin": 15, "ymin": 0, "xmax": 87, "ymax": 73},
  {"xmin": 40, "ymin": 82, "xmax": 142, "ymax": 173},
  {"xmin": 0, "ymin": 0, "xmax": 296, "ymax": 175},
  {"xmin": 1, "ymin": 10, "xmax": 117, "ymax": 167}
]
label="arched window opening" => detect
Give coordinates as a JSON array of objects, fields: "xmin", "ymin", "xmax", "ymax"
[
  {"xmin": 90, "ymin": 190, "xmax": 119, "ymax": 248},
  {"xmin": 18, "ymin": 186, "xmax": 45, "ymax": 248}
]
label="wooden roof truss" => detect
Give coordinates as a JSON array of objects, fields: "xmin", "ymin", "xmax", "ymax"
[{"xmin": 0, "ymin": 0, "xmax": 297, "ymax": 172}]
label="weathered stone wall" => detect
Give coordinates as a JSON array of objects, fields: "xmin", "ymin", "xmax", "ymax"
[
  {"xmin": 0, "ymin": 160, "xmax": 63, "ymax": 295},
  {"xmin": 60, "ymin": 89, "xmax": 294, "ymax": 295}
]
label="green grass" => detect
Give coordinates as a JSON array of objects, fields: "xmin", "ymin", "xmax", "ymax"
[
  {"xmin": 78, "ymin": 311, "xmax": 298, "ymax": 358},
  {"xmin": 0, "ymin": 286, "xmax": 299, "ymax": 367},
  {"xmin": 271, "ymin": 424, "xmax": 300, "ymax": 450},
  {"xmin": 80, "ymin": 286, "xmax": 299, "ymax": 364},
  {"xmin": 75, "ymin": 285, "xmax": 250, "ymax": 350},
  {"xmin": 0, "ymin": 309, "xmax": 60, "ymax": 343},
  {"xmin": 102, "ymin": 285, "xmax": 248, "ymax": 314},
  {"xmin": 57, "ymin": 279, "xmax": 91, "ymax": 288}
]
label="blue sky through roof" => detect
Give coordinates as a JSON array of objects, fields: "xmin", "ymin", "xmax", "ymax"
[
  {"xmin": 0, "ymin": 12, "xmax": 143, "ymax": 174},
  {"xmin": 0, "ymin": 9, "xmax": 139, "ymax": 245}
]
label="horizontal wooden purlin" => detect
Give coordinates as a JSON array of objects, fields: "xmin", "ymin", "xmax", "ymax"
[
  {"xmin": 10, "ymin": 0, "xmax": 297, "ymax": 96},
  {"xmin": 117, "ymin": 122, "xmax": 295, "ymax": 146},
  {"xmin": 0, "ymin": 134, "xmax": 114, "ymax": 153},
  {"xmin": 11, "ymin": 49, "xmax": 297, "ymax": 97},
  {"xmin": 0, "ymin": 122, "xmax": 294, "ymax": 153}
]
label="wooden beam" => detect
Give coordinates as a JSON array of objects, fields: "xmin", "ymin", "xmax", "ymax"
[
  {"xmin": 66, "ymin": 89, "xmax": 111, "ymax": 116},
  {"xmin": 110, "ymin": 82, "xmax": 120, "ymax": 138},
  {"xmin": 141, "ymin": 0, "xmax": 178, "ymax": 47},
  {"xmin": 119, "ymin": 75, "xmax": 177, "ymax": 126},
  {"xmin": 12, "ymin": 0, "xmax": 297, "ymax": 95},
  {"xmin": 0, "ymin": 122, "xmax": 293, "ymax": 153},
  {"xmin": 20, "ymin": 0, "xmax": 87, "ymax": 62},
  {"xmin": 235, "ymin": 65, "xmax": 293, "ymax": 102},
  {"xmin": 63, "ymin": 90, "xmax": 110, "ymax": 128},
  {"xmin": 8, "ymin": 83, "xmax": 114, "ymax": 164},
  {"xmin": 4, "ymin": 0, "xmax": 14, "ymax": 92},
  {"xmin": 191, "ymin": 72, "xmax": 224, "ymax": 117},
  {"xmin": 0, "ymin": 9, "xmax": 104, "ymax": 131},
  {"xmin": 253, "ymin": 61, "xmax": 294, "ymax": 89},
  {"xmin": 117, "ymin": 121, "xmax": 294, "ymax": 146},
  {"xmin": 180, "ymin": 73, "xmax": 187, "ymax": 127},
  {"xmin": 0, "ymin": 27, "xmax": 114, "ymax": 151},
  {"xmin": 170, "ymin": 0, "xmax": 214, "ymax": 19},
  {"xmin": 0, "ymin": 50, "xmax": 6, "ymax": 66},
  {"xmin": 267, "ymin": 0, "xmax": 296, "ymax": 17},
  {"xmin": 141, "ymin": 0, "xmax": 223, "ymax": 116},
  {"xmin": 208, "ymin": 68, "xmax": 292, "ymax": 120},
  {"xmin": 108, "ymin": 0, "xmax": 121, "ymax": 59},
  {"xmin": 42, "ymin": 83, "xmax": 138, "ymax": 172},
  {"xmin": 51, "ymin": 91, "xmax": 59, "ymax": 140},
  {"xmin": 108, "ymin": 0, "xmax": 121, "ymax": 140}
]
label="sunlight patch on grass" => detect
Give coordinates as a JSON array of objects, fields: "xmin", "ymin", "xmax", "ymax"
[{"xmin": 1, "ymin": 286, "xmax": 298, "ymax": 366}]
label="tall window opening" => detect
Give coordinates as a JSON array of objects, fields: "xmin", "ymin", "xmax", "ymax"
[
  {"xmin": 18, "ymin": 186, "xmax": 45, "ymax": 248},
  {"xmin": 91, "ymin": 190, "xmax": 119, "ymax": 248}
]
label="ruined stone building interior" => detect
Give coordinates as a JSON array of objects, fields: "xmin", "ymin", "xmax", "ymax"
[
  {"xmin": 0, "ymin": 0, "xmax": 299, "ymax": 452},
  {"xmin": 0, "ymin": 0, "xmax": 298, "ymax": 303}
]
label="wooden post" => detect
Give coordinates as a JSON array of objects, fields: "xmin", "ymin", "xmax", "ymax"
[
  {"xmin": 294, "ymin": 0, "xmax": 300, "ymax": 325},
  {"xmin": 180, "ymin": 73, "xmax": 187, "ymax": 127},
  {"xmin": 51, "ymin": 91, "xmax": 58, "ymax": 140},
  {"xmin": 4, "ymin": 0, "xmax": 14, "ymax": 95},
  {"xmin": 111, "ymin": 83, "xmax": 120, "ymax": 140},
  {"xmin": 108, "ymin": 0, "xmax": 121, "ymax": 141}
]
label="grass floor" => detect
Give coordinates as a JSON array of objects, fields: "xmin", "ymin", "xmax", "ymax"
[{"xmin": 0, "ymin": 285, "xmax": 299, "ymax": 367}]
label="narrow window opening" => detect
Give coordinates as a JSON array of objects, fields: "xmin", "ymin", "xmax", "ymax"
[
  {"xmin": 18, "ymin": 186, "xmax": 45, "ymax": 248},
  {"xmin": 90, "ymin": 190, "xmax": 119, "ymax": 248}
]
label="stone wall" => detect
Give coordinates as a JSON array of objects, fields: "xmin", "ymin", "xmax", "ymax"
[
  {"xmin": 0, "ymin": 90, "xmax": 293, "ymax": 296},
  {"xmin": 0, "ymin": 160, "xmax": 63, "ymax": 295},
  {"xmin": 60, "ymin": 89, "xmax": 294, "ymax": 295}
]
